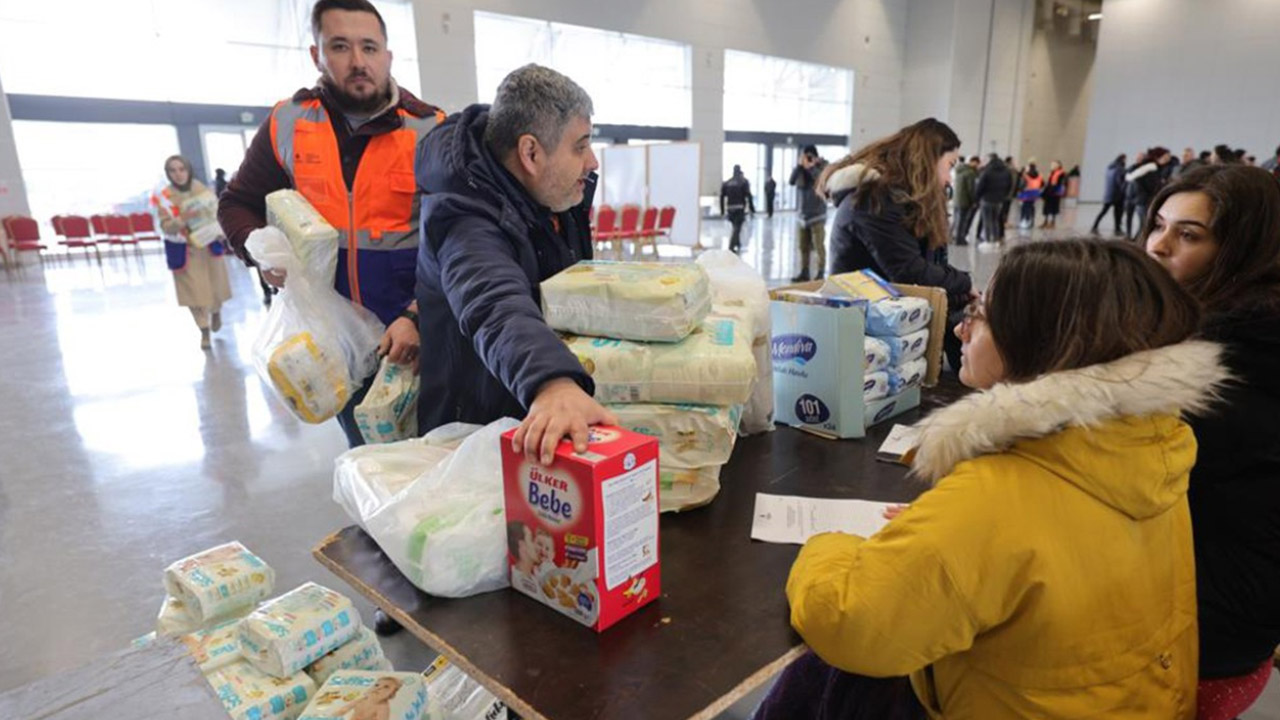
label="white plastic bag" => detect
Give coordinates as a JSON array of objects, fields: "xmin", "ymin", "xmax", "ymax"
[
  {"xmin": 363, "ymin": 419, "xmax": 519, "ymax": 598},
  {"xmin": 266, "ymin": 189, "xmax": 339, "ymax": 288},
  {"xmin": 697, "ymin": 251, "xmax": 774, "ymax": 434},
  {"xmin": 354, "ymin": 356, "xmax": 420, "ymax": 444},
  {"xmin": 247, "ymin": 226, "xmax": 384, "ymax": 424}
]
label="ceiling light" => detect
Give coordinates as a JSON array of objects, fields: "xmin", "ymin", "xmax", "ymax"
[{"xmin": 1088, "ymin": 12, "xmax": 1103, "ymax": 20}]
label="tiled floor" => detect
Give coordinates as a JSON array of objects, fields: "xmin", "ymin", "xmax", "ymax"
[{"xmin": 2, "ymin": 207, "xmax": 1276, "ymax": 718}]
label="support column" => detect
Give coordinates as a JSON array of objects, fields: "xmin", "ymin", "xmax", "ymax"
[
  {"xmin": 689, "ymin": 46, "xmax": 724, "ymax": 199},
  {"xmin": 0, "ymin": 70, "xmax": 32, "ymax": 219}
]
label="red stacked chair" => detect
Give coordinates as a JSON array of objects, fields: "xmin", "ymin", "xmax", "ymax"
[
  {"xmin": 593, "ymin": 204, "xmax": 622, "ymax": 259},
  {"xmin": 617, "ymin": 204, "xmax": 641, "ymax": 240},
  {"xmin": 54, "ymin": 214, "xmax": 100, "ymax": 263},
  {"xmin": 2, "ymin": 215, "xmax": 48, "ymax": 265},
  {"xmin": 128, "ymin": 212, "xmax": 162, "ymax": 243},
  {"xmin": 95, "ymin": 214, "xmax": 140, "ymax": 256},
  {"xmin": 656, "ymin": 205, "xmax": 676, "ymax": 240}
]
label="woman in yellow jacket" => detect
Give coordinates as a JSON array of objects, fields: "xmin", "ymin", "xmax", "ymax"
[{"xmin": 760, "ymin": 240, "xmax": 1228, "ymax": 719}]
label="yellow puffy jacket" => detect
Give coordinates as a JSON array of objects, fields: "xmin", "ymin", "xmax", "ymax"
[{"xmin": 787, "ymin": 341, "xmax": 1229, "ymax": 719}]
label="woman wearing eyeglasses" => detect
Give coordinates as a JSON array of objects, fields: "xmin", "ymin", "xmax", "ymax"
[
  {"xmin": 756, "ymin": 240, "xmax": 1226, "ymax": 720},
  {"xmin": 1143, "ymin": 164, "xmax": 1280, "ymax": 720}
]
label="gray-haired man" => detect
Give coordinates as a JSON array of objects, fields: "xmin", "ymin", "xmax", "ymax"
[{"xmin": 414, "ymin": 64, "xmax": 615, "ymax": 465}]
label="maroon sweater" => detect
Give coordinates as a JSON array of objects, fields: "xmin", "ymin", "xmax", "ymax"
[{"xmin": 217, "ymin": 84, "xmax": 440, "ymax": 264}]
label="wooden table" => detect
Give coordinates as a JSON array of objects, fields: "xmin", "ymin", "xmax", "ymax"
[{"xmin": 314, "ymin": 382, "xmax": 967, "ymax": 720}]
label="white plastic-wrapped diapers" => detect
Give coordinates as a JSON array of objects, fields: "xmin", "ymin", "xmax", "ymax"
[
  {"xmin": 883, "ymin": 328, "xmax": 930, "ymax": 365},
  {"xmin": 697, "ymin": 251, "xmax": 774, "ymax": 435},
  {"xmin": 155, "ymin": 595, "xmax": 203, "ymax": 637},
  {"xmin": 892, "ymin": 357, "xmax": 929, "ymax": 389},
  {"xmin": 609, "ymin": 404, "xmax": 740, "ymax": 469},
  {"xmin": 541, "ymin": 261, "xmax": 712, "ymax": 342},
  {"xmin": 866, "ymin": 296, "xmax": 933, "ymax": 336},
  {"xmin": 565, "ymin": 316, "xmax": 756, "ymax": 406},
  {"xmin": 266, "ymin": 189, "xmax": 339, "ymax": 287},
  {"xmin": 239, "ymin": 583, "xmax": 361, "ymax": 679},
  {"xmin": 864, "ymin": 336, "xmax": 891, "ymax": 373},
  {"xmin": 179, "ymin": 617, "xmax": 245, "ymax": 673},
  {"xmin": 208, "ymin": 659, "xmax": 317, "ymax": 720},
  {"xmin": 863, "ymin": 372, "xmax": 891, "ymax": 402},
  {"xmin": 305, "ymin": 626, "xmax": 392, "ymax": 686},
  {"xmin": 163, "ymin": 541, "xmax": 275, "ymax": 624},
  {"xmin": 354, "ymin": 356, "xmax": 420, "ymax": 444},
  {"xmin": 659, "ymin": 466, "xmax": 722, "ymax": 513},
  {"xmin": 300, "ymin": 671, "xmax": 427, "ymax": 720}
]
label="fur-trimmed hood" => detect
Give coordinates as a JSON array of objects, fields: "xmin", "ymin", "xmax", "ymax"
[
  {"xmin": 824, "ymin": 162, "xmax": 880, "ymax": 199},
  {"xmin": 911, "ymin": 340, "xmax": 1230, "ymax": 517}
]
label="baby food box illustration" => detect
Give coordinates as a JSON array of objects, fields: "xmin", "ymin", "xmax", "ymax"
[{"xmin": 501, "ymin": 425, "xmax": 661, "ymax": 632}]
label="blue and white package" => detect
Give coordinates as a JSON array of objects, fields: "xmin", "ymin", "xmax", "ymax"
[
  {"xmin": 867, "ymin": 297, "xmax": 933, "ymax": 337},
  {"xmin": 863, "ymin": 372, "xmax": 891, "ymax": 402},
  {"xmin": 864, "ymin": 336, "xmax": 891, "ymax": 373},
  {"xmin": 890, "ymin": 358, "xmax": 928, "ymax": 389},
  {"xmin": 884, "ymin": 329, "xmax": 929, "ymax": 364}
]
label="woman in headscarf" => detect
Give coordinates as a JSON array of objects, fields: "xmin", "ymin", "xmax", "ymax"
[{"xmin": 154, "ymin": 155, "xmax": 232, "ymax": 350}]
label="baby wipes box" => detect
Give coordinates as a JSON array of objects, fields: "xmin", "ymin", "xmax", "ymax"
[
  {"xmin": 501, "ymin": 426, "xmax": 661, "ymax": 632},
  {"xmin": 770, "ymin": 282, "xmax": 946, "ymax": 439}
]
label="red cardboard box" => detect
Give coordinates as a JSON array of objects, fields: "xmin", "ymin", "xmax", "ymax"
[{"xmin": 501, "ymin": 426, "xmax": 661, "ymax": 632}]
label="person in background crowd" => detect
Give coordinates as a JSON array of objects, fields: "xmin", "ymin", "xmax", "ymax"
[
  {"xmin": 213, "ymin": 168, "xmax": 229, "ymax": 196},
  {"xmin": 755, "ymin": 239, "xmax": 1224, "ymax": 720},
  {"xmin": 790, "ymin": 144, "xmax": 829, "ymax": 281},
  {"xmin": 720, "ymin": 164, "xmax": 755, "ymax": 253},
  {"xmin": 414, "ymin": 63, "xmax": 615, "ymax": 464},
  {"xmin": 1261, "ymin": 145, "xmax": 1280, "ymax": 173},
  {"xmin": 155, "ymin": 155, "xmax": 233, "ymax": 351},
  {"xmin": 1017, "ymin": 161, "xmax": 1042, "ymax": 229},
  {"xmin": 765, "ymin": 175, "xmax": 777, "ymax": 218},
  {"xmin": 218, "ymin": 0, "xmax": 444, "ymax": 450},
  {"xmin": 1090, "ymin": 153, "xmax": 1126, "ymax": 235},
  {"xmin": 949, "ymin": 155, "xmax": 979, "ymax": 246},
  {"xmin": 1212, "ymin": 144, "xmax": 1240, "ymax": 165},
  {"xmin": 1000, "ymin": 155, "xmax": 1018, "ymax": 230},
  {"xmin": 1123, "ymin": 150, "xmax": 1146, "ymax": 238},
  {"xmin": 1040, "ymin": 159, "xmax": 1066, "ymax": 229},
  {"xmin": 1175, "ymin": 147, "xmax": 1209, "ymax": 178},
  {"xmin": 819, "ymin": 118, "xmax": 973, "ymax": 372},
  {"xmin": 974, "ymin": 152, "xmax": 1012, "ymax": 245},
  {"xmin": 1126, "ymin": 147, "xmax": 1173, "ymax": 238},
  {"xmin": 1245, "ymin": 154, "xmax": 1257, "ymax": 166},
  {"xmin": 1143, "ymin": 164, "xmax": 1280, "ymax": 720}
]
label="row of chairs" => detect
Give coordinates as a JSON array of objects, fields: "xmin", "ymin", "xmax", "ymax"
[
  {"xmin": 589, "ymin": 204, "xmax": 676, "ymax": 258},
  {"xmin": 1, "ymin": 213, "xmax": 164, "ymax": 267}
]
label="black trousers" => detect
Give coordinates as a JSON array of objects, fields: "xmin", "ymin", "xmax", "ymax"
[
  {"xmin": 752, "ymin": 651, "xmax": 926, "ymax": 720},
  {"xmin": 1091, "ymin": 201, "xmax": 1122, "ymax": 233},
  {"xmin": 728, "ymin": 209, "xmax": 746, "ymax": 251}
]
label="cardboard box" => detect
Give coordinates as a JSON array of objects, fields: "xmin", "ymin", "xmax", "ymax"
[
  {"xmin": 770, "ymin": 282, "xmax": 947, "ymax": 439},
  {"xmin": 501, "ymin": 426, "xmax": 661, "ymax": 632}
]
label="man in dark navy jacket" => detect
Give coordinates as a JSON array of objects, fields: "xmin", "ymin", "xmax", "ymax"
[{"xmin": 415, "ymin": 64, "xmax": 615, "ymax": 465}]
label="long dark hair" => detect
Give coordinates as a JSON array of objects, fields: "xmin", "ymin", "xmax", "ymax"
[
  {"xmin": 986, "ymin": 240, "xmax": 1200, "ymax": 382},
  {"xmin": 1141, "ymin": 165, "xmax": 1280, "ymax": 312},
  {"xmin": 816, "ymin": 118, "xmax": 960, "ymax": 250}
]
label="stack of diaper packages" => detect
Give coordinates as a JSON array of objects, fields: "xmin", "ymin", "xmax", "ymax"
[
  {"xmin": 542, "ymin": 261, "xmax": 758, "ymax": 512},
  {"xmin": 137, "ymin": 543, "xmax": 394, "ymax": 720},
  {"xmin": 859, "ymin": 297, "xmax": 932, "ymax": 404}
]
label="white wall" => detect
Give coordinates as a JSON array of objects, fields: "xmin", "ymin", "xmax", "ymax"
[
  {"xmin": 1018, "ymin": 20, "xmax": 1096, "ymax": 176},
  {"xmin": 411, "ymin": 0, "xmax": 911, "ymax": 194},
  {"xmin": 0, "ymin": 71, "xmax": 31, "ymax": 220},
  {"xmin": 1081, "ymin": 0, "xmax": 1280, "ymax": 200}
]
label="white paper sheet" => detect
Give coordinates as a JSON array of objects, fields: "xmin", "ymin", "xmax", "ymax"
[{"xmin": 750, "ymin": 493, "xmax": 894, "ymax": 545}]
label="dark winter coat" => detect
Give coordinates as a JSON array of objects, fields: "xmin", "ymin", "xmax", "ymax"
[
  {"xmin": 414, "ymin": 104, "xmax": 595, "ymax": 433},
  {"xmin": 1102, "ymin": 160, "xmax": 1125, "ymax": 204},
  {"xmin": 974, "ymin": 159, "xmax": 1014, "ymax": 204}
]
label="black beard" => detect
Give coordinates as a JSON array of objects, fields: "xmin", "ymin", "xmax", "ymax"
[{"xmin": 321, "ymin": 74, "xmax": 392, "ymax": 115}]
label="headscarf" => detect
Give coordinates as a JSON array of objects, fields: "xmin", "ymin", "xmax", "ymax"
[{"xmin": 164, "ymin": 155, "xmax": 194, "ymax": 193}]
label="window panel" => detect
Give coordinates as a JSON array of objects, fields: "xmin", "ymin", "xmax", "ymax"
[{"xmin": 723, "ymin": 50, "xmax": 854, "ymax": 136}]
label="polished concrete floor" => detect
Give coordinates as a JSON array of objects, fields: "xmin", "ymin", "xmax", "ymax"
[{"xmin": 2, "ymin": 207, "xmax": 1277, "ymax": 718}]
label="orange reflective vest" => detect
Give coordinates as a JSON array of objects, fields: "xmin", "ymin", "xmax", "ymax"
[{"xmin": 269, "ymin": 97, "xmax": 441, "ymax": 320}]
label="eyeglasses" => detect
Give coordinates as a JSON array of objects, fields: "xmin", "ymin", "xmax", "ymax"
[{"xmin": 961, "ymin": 298, "xmax": 986, "ymax": 330}]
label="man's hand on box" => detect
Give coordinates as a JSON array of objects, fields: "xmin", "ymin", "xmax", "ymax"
[
  {"xmin": 380, "ymin": 317, "xmax": 420, "ymax": 372},
  {"xmin": 514, "ymin": 378, "xmax": 617, "ymax": 465}
]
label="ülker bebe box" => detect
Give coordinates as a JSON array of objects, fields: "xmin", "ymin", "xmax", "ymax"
[{"xmin": 501, "ymin": 426, "xmax": 661, "ymax": 632}]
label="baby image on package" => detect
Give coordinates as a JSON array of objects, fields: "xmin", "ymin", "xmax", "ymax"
[
  {"xmin": 508, "ymin": 521, "xmax": 599, "ymax": 626},
  {"xmin": 300, "ymin": 671, "xmax": 427, "ymax": 720},
  {"xmin": 163, "ymin": 541, "xmax": 275, "ymax": 624},
  {"xmin": 239, "ymin": 583, "xmax": 361, "ymax": 679}
]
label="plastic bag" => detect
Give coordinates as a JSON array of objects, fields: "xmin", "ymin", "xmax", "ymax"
[
  {"xmin": 354, "ymin": 356, "xmax": 420, "ymax": 444},
  {"xmin": 541, "ymin": 261, "xmax": 712, "ymax": 342},
  {"xmin": 247, "ymin": 226, "xmax": 383, "ymax": 424},
  {"xmin": 363, "ymin": 419, "xmax": 519, "ymax": 598},
  {"xmin": 659, "ymin": 465, "xmax": 722, "ymax": 513},
  {"xmin": 864, "ymin": 336, "xmax": 891, "ymax": 373},
  {"xmin": 265, "ymin": 189, "xmax": 338, "ymax": 288},
  {"xmin": 422, "ymin": 656, "xmax": 507, "ymax": 720},
  {"xmin": 697, "ymin": 251, "xmax": 774, "ymax": 435},
  {"xmin": 609, "ymin": 403, "xmax": 740, "ymax": 469}
]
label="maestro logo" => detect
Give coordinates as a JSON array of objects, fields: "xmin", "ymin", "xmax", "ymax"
[
  {"xmin": 772, "ymin": 334, "xmax": 817, "ymax": 365},
  {"xmin": 874, "ymin": 401, "xmax": 898, "ymax": 424},
  {"xmin": 795, "ymin": 394, "xmax": 830, "ymax": 424}
]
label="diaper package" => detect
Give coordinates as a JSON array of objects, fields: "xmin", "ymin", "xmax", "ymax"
[
  {"xmin": 266, "ymin": 189, "xmax": 339, "ymax": 287},
  {"xmin": 863, "ymin": 372, "xmax": 891, "ymax": 402},
  {"xmin": 820, "ymin": 269, "xmax": 900, "ymax": 302},
  {"xmin": 892, "ymin": 357, "xmax": 929, "ymax": 389},
  {"xmin": 867, "ymin": 296, "xmax": 933, "ymax": 336},
  {"xmin": 155, "ymin": 595, "xmax": 203, "ymax": 637},
  {"xmin": 305, "ymin": 626, "xmax": 392, "ymax": 686},
  {"xmin": 179, "ymin": 617, "xmax": 245, "ymax": 673},
  {"xmin": 206, "ymin": 659, "xmax": 317, "ymax": 720},
  {"xmin": 239, "ymin": 583, "xmax": 362, "ymax": 679},
  {"xmin": 267, "ymin": 332, "xmax": 351, "ymax": 424},
  {"xmin": 422, "ymin": 655, "xmax": 506, "ymax": 720},
  {"xmin": 864, "ymin": 336, "xmax": 891, "ymax": 373},
  {"xmin": 608, "ymin": 403, "xmax": 740, "ymax": 469},
  {"xmin": 354, "ymin": 356, "xmax": 420, "ymax": 444},
  {"xmin": 300, "ymin": 671, "xmax": 427, "ymax": 720},
  {"xmin": 541, "ymin": 261, "xmax": 712, "ymax": 342},
  {"xmin": 163, "ymin": 542, "xmax": 276, "ymax": 624},
  {"xmin": 698, "ymin": 251, "xmax": 775, "ymax": 435},
  {"xmin": 880, "ymin": 328, "xmax": 930, "ymax": 365},
  {"xmin": 659, "ymin": 465, "xmax": 722, "ymax": 514},
  {"xmin": 565, "ymin": 316, "xmax": 756, "ymax": 406}
]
